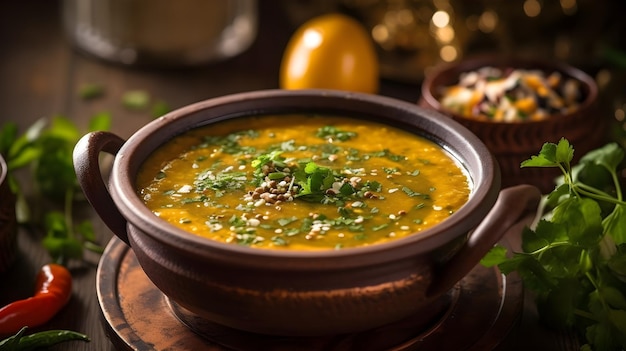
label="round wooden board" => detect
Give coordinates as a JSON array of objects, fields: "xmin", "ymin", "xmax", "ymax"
[{"xmin": 97, "ymin": 236, "xmax": 523, "ymax": 351}]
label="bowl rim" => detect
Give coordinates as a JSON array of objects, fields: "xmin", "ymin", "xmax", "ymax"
[
  {"xmin": 0, "ymin": 154, "xmax": 7, "ymax": 186},
  {"xmin": 420, "ymin": 54, "xmax": 598, "ymax": 125},
  {"xmin": 109, "ymin": 89, "xmax": 501, "ymax": 267}
]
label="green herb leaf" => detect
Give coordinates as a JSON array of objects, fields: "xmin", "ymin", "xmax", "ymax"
[
  {"xmin": 152, "ymin": 100, "xmax": 171, "ymax": 118},
  {"xmin": 0, "ymin": 122, "xmax": 17, "ymax": 156},
  {"xmin": 0, "ymin": 112, "xmax": 111, "ymax": 264},
  {"xmin": 479, "ymin": 244, "xmax": 508, "ymax": 267},
  {"xmin": 88, "ymin": 111, "xmax": 112, "ymax": 132},
  {"xmin": 484, "ymin": 138, "xmax": 626, "ymax": 350},
  {"xmin": 316, "ymin": 125, "xmax": 356, "ymax": 142},
  {"xmin": 552, "ymin": 197, "xmax": 603, "ymax": 247},
  {"xmin": 580, "ymin": 142, "xmax": 624, "ymax": 174},
  {"xmin": 79, "ymin": 83, "xmax": 104, "ymax": 100},
  {"xmin": 603, "ymin": 204, "xmax": 626, "ymax": 245},
  {"xmin": 122, "ymin": 90, "xmax": 150, "ymax": 110}
]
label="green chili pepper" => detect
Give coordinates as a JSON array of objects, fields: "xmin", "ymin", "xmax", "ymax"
[{"xmin": 0, "ymin": 327, "xmax": 90, "ymax": 351}]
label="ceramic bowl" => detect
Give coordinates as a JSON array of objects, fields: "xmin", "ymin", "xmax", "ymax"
[
  {"xmin": 0, "ymin": 154, "xmax": 17, "ymax": 273},
  {"xmin": 73, "ymin": 89, "xmax": 540, "ymax": 336},
  {"xmin": 419, "ymin": 55, "xmax": 604, "ymax": 193}
]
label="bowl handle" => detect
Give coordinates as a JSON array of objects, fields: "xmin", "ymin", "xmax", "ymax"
[
  {"xmin": 427, "ymin": 184, "xmax": 541, "ymax": 297},
  {"xmin": 73, "ymin": 131, "xmax": 130, "ymax": 245}
]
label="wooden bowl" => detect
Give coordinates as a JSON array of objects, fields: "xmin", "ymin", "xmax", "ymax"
[
  {"xmin": 419, "ymin": 55, "xmax": 604, "ymax": 193},
  {"xmin": 73, "ymin": 89, "xmax": 541, "ymax": 336},
  {"xmin": 0, "ymin": 154, "xmax": 17, "ymax": 273}
]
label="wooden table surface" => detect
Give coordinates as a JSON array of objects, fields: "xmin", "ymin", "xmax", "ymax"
[{"xmin": 1, "ymin": 1, "xmax": 612, "ymax": 350}]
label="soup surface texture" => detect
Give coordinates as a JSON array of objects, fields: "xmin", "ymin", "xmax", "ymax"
[{"xmin": 136, "ymin": 115, "xmax": 471, "ymax": 250}]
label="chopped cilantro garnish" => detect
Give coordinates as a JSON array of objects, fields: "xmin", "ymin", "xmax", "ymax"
[
  {"xmin": 277, "ymin": 216, "xmax": 298, "ymax": 226},
  {"xmin": 316, "ymin": 125, "xmax": 357, "ymax": 141},
  {"xmin": 194, "ymin": 170, "xmax": 247, "ymax": 192}
]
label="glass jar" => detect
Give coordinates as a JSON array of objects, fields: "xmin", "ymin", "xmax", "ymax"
[{"xmin": 62, "ymin": 0, "xmax": 258, "ymax": 66}]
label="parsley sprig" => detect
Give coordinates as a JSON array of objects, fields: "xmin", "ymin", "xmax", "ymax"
[{"xmin": 481, "ymin": 138, "xmax": 626, "ymax": 351}]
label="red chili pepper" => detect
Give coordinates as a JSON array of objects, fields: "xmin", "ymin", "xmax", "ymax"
[{"xmin": 0, "ymin": 264, "xmax": 72, "ymax": 335}]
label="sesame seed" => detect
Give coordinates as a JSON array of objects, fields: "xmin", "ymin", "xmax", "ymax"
[{"xmin": 177, "ymin": 184, "xmax": 193, "ymax": 193}]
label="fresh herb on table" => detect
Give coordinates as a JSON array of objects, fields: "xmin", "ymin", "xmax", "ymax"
[
  {"xmin": 122, "ymin": 90, "xmax": 150, "ymax": 110},
  {"xmin": 120, "ymin": 90, "xmax": 172, "ymax": 118},
  {"xmin": 481, "ymin": 138, "xmax": 626, "ymax": 351},
  {"xmin": 0, "ymin": 113, "xmax": 111, "ymax": 264},
  {"xmin": 151, "ymin": 99, "xmax": 171, "ymax": 118},
  {"xmin": 78, "ymin": 83, "xmax": 104, "ymax": 100}
]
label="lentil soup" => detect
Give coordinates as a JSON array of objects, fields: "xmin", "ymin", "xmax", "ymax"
[{"xmin": 136, "ymin": 115, "xmax": 471, "ymax": 250}]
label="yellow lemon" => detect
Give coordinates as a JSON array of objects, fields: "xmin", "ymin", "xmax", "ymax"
[{"xmin": 280, "ymin": 13, "xmax": 379, "ymax": 94}]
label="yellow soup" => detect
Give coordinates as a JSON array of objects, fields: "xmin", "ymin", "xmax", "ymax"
[{"xmin": 136, "ymin": 115, "xmax": 471, "ymax": 250}]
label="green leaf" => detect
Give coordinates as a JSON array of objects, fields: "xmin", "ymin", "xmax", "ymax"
[
  {"xmin": 251, "ymin": 150, "xmax": 284, "ymax": 170},
  {"xmin": 42, "ymin": 236, "xmax": 83, "ymax": 261},
  {"xmin": 152, "ymin": 100, "xmax": 171, "ymax": 118},
  {"xmin": 0, "ymin": 122, "xmax": 17, "ymax": 156},
  {"xmin": 578, "ymin": 249, "xmax": 593, "ymax": 274},
  {"xmin": 44, "ymin": 211, "xmax": 68, "ymax": 235},
  {"xmin": 316, "ymin": 125, "xmax": 356, "ymax": 142},
  {"xmin": 76, "ymin": 220, "xmax": 96, "ymax": 241},
  {"xmin": 514, "ymin": 255, "xmax": 558, "ymax": 292},
  {"xmin": 537, "ymin": 245, "xmax": 585, "ymax": 278},
  {"xmin": 295, "ymin": 161, "xmax": 334, "ymax": 199},
  {"xmin": 79, "ymin": 82, "xmax": 105, "ymax": 100},
  {"xmin": 536, "ymin": 278, "xmax": 579, "ymax": 329},
  {"xmin": 122, "ymin": 90, "xmax": 150, "ymax": 110},
  {"xmin": 277, "ymin": 216, "xmax": 298, "ymax": 226},
  {"xmin": 480, "ymin": 245, "xmax": 508, "ymax": 267},
  {"xmin": 600, "ymin": 286, "xmax": 626, "ymax": 309},
  {"xmin": 271, "ymin": 236, "xmax": 287, "ymax": 246},
  {"xmin": 552, "ymin": 197, "xmax": 604, "ymax": 247},
  {"xmin": 580, "ymin": 142, "xmax": 624, "ymax": 174},
  {"xmin": 88, "ymin": 112, "xmax": 112, "ymax": 132},
  {"xmin": 608, "ymin": 253, "xmax": 626, "ymax": 281},
  {"xmin": 46, "ymin": 116, "xmax": 80, "ymax": 142},
  {"xmin": 7, "ymin": 118, "xmax": 46, "ymax": 161},
  {"xmin": 555, "ymin": 137, "xmax": 574, "ymax": 166},
  {"xmin": 545, "ymin": 183, "xmax": 570, "ymax": 208},
  {"xmin": 34, "ymin": 137, "xmax": 77, "ymax": 200},
  {"xmin": 521, "ymin": 142, "xmax": 558, "ymax": 167},
  {"xmin": 521, "ymin": 220, "xmax": 567, "ymax": 252},
  {"xmin": 6, "ymin": 145, "xmax": 41, "ymax": 170},
  {"xmin": 603, "ymin": 204, "xmax": 626, "ymax": 245},
  {"xmin": 608, "ymin": 309, "xmax": 626, "ymax": 344}
]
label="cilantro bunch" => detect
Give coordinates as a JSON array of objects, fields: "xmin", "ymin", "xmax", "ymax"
[
  {"xmin": 482, "ymin": 138, "xmax": 626, "ymax": 351},
  {"xmin": 0, "ymin": 114, "xmax": 110, "ymax": 265}
]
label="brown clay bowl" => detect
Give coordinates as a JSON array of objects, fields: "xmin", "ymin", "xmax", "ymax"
[
  {"xmin": 419, "ymin": 55, "xmax": 604, "ymax": 193},
  {"xmin": 73, "ymin": 89, "xmax": 541, "ymax": 337},
  {"xmin": 0, "ymin": 154, "xmax": 17, "ymax": 273}
]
